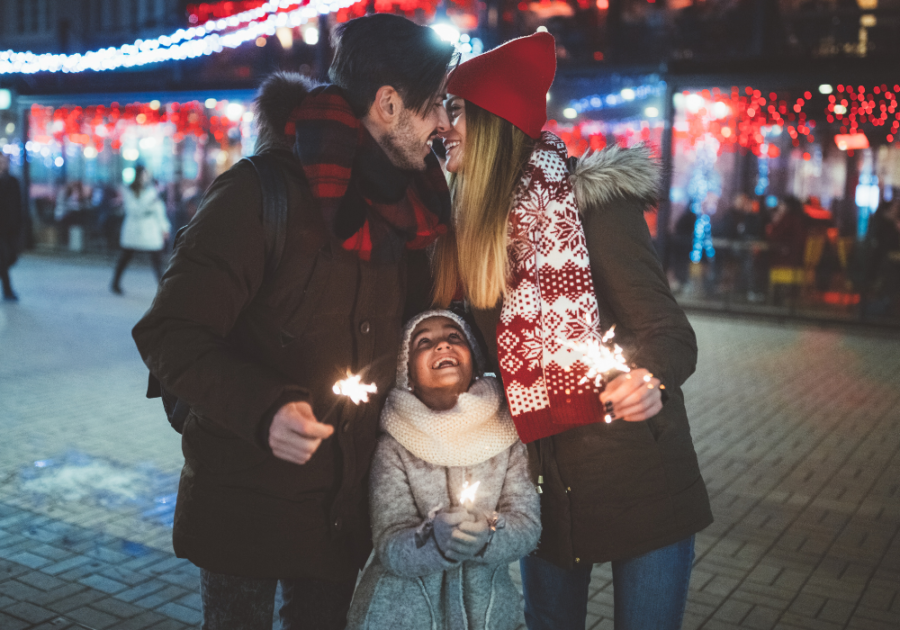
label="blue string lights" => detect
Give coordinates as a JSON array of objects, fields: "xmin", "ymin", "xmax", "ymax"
[
  {"xmin": 686, "ymin": 141, "xmax": 720, "ymax": 263},
  {"xmin": 0, "ymin": 0, "xmax": 361, "ymax": 75}
]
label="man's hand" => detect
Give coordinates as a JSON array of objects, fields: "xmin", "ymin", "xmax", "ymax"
[
  {"xmin": 268, "ymin": 401, "xmax": 334, "ymax": 465},
  {"xmin": 433, "ymin": 508, "xmax": 476, "ymax": 562},
  {"xmin": 599, "ymin": 368, "xmax": 663, "ymax": 422}
]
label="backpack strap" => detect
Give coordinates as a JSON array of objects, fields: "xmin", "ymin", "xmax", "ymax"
[
  {"xmin": 146, "ymin": 154, "xmax": 290, "ymax": 435},
  {"xmin": 243, "ymin": 153, "xmax": 288, "ymax": 275}
]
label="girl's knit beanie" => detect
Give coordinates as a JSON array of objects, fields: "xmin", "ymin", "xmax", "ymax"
[{"xmin": 396, "ymin": 309, "xmax": 486, "ymax": 390}]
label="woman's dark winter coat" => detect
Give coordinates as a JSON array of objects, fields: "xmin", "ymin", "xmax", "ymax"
[
  {"xmin": 132, "ymin": 74, "xmax": 433, "ymax": 582},
  {"xmin": 470, "ymin": 145, "xmax": 713, "ymax": 568}
]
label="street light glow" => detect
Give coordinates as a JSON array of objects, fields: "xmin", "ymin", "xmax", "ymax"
[
  {"xmin": 431, "ymin": 24, "xmax": 460, "ymax": 45},
  {"xmin": 563, "ymin": 107, "xmax": 578, "ymax": 119},
  {"xmin": 303, "ymin": 27, "xmax": 319, "ymax": 46}
]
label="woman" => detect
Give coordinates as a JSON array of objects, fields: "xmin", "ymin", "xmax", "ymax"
[
  {"xmin": 432, "ymin": 32, "xmax": 712, "ymax": 630},
  {"xmin": 766, "ymin": 195, "xmax": 808, "ymax": 268},
  {"xmin": 111, "ymin": 165, "xmax": 170, "ymax": 294}
]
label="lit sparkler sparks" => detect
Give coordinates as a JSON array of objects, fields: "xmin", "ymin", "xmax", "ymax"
[
  {"xmin": 560, "ymin": 325, "xmax": 631, "ymax": 388},
  {"xmin": 332, "ymin": 373, "xmax": 378, "ymax": 405},
  {"xmin": 459, "ymin": 480, "xmax": 480, "ymax": 506},
  {"xmin": 560, "ymin": 326, "xmax": 631, "ymax": 423}
]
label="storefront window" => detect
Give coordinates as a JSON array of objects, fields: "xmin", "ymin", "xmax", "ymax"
[
  {"xmin": 667, "ymin": 84, "xmax": 900, "ymax": 324},
  {"xmin": 25, "ymin": 96, "xmax": 256, "ymax": 252}
]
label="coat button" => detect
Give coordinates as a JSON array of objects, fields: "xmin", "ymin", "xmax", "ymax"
[
  {"xmin": 359, "ymin": 321, "xmax": 371, "ymax": 334},
  {"xmin": 575, "ymin": 557, "xmax": 581, "ymax": 563},
  {"xmin": 333, "ymin": 517, "xmax": 343, "ymax": 531},
  {"xmin": 566, "ymin": 486, "xmax": 571, "ymax": 493}
]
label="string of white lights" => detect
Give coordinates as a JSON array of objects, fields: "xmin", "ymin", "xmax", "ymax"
[{"xmin": 0, "ymin": 0, "xmax": 361, "ymax": 75}]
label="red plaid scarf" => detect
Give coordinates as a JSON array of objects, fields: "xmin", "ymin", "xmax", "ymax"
[
  {"xmin": 497, "ymin": 132, "xmax": 606, "ymax": 443},
  {"xmin": 284, "ymin": 85, "xmax": 450, "ymax": 262}
]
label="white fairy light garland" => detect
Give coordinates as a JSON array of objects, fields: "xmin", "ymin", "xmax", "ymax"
[{"xmin": 0, "ymin": 0, "xmax": 361, "ymax": 75}]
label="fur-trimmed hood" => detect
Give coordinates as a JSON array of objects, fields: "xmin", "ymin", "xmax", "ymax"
[
  {"xmin": 569, "ymin": 143, "xmax": 661, "ymax": 212},
  {"xmin": 253, "ymin": 71, "xmax": 321, "ymax": 153}
]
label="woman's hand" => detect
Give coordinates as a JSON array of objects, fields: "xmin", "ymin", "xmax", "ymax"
[{"xmin": 599, "ymin": 368, "xmax": 663, "ymax": 422}]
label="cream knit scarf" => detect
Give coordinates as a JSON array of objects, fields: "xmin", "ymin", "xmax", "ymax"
[{"xmin": 380, "ymin": 376, "xmax": 519, "ymax": 467}]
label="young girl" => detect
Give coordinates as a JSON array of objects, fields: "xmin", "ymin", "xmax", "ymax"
[{"xmin": 346, "ymin": 309, "xmax": 541, "ymax": 630}]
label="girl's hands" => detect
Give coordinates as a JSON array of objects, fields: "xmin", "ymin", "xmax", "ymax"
[
  {"xmin": 433, "ymin": 508, "xmax": 475, "ymax": 561},
  {"xmin": 456, "ymin": 517, "xmax": 491, "ymax": 556},
  {"xmin": 433, "ymin": 507, "xmax": 490, "ymax": 561},
  {"xmin": 599, "ymin": 368, "xmax": 663, "ymax": 422}
]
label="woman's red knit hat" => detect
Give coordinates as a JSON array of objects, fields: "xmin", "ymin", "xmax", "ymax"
[{"xmin": 446, "ymin": 32, "xmax": 556, "ymax": 139}]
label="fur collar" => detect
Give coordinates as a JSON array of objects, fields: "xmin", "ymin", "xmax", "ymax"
[
  {"xmin": 253, "ymin": 71, "xmax": 322, "ymax": 153},
  {"xmin": 568, "ymin": 143, "xmax": 660, "ymax": 212}
]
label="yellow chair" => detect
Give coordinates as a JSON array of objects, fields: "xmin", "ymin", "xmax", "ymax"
[{"xmin": 768, "ymin": 235, "xmax": 826, "ymax": 302}]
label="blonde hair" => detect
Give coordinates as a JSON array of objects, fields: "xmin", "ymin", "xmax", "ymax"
[{"xmin": 432, "ymin": 101, "xmax": 535, "ymax": 309}]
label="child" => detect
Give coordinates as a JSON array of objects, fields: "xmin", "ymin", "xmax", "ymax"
[{"xmin": 346, "ymin": 310, "xmax": 541, "ymax": 630}]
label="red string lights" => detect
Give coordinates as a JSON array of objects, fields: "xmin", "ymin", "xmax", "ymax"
[
  {"xmin": 188, "ymin": 0, "xmax": 475, "ymax": 25},
  {"xmin": 546, "ymin": 119, "xmax": 662, "ymax": 157},
  {"xmin": 676, "ymin": 84, "xmax": 899, "ymax": 157},
  {"xmin": 28, "ymin": 101, "xmax": 243, "ymax": 155},
  {"xmin": 187, "ymin": 2, "xmax": 268, "ymax": 25}
]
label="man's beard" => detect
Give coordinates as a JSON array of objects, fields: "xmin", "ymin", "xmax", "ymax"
[{"xmin": 382, "ymin": 110, "xmax": 430, "ymax": 172}]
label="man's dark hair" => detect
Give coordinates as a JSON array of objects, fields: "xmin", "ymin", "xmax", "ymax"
[{"xmin": 329, "ymin": 14, "xmax": 456, "ymax": 118}]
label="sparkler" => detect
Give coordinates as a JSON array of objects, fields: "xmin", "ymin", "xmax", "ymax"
[
  {"xmin": 561, "ymin": 325, "xmax": 631, "ymax": 387},
  {"xmin": 332, "ymin": 373, "xmax": 378, "ymax": 405},
  {"xmin": 459, "ymin": 480, "xmax": 480, "ymax": 507},
  {"xmin": 560, "ymin": 326, "xmax": 631, "ymax": 423}
]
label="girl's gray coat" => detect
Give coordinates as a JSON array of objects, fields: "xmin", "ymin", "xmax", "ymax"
[{"xmin": 345, "ymin": 436, "xmax": 541, "ymax": 630}]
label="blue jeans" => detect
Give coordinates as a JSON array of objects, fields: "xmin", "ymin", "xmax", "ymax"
[{"xmin": 520, "ymin": 535, "xmax": 695, "ymax": 630}]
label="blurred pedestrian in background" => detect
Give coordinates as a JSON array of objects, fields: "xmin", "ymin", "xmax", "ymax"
[
  {"xmin": 864, "ymin": 199, "xmax": 900, "ymax": 316},
  {"xmin": 0, "ymin": 154, "xmax": 24, "ymax": 302},
  {"xmin": 55, "ymin": 180, "xmax": 90, "ymax": 249},
  {"xmin": 93, "ymin": 183, "xmax": 123, "ymax": 251},
  {"xmin": 766, "ymin": 195, "xmax": 808, "ymax": 268},
  {"xmin": 110, "ymin": 165, "xmax": 170, "ymax": 295},
  {"xmin": 668, "ymin": 208, "xmax": 697, "ymax": 293}
]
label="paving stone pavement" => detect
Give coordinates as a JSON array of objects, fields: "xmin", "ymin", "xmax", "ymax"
[{"xmin": 1, "ymin": 253, "xmax": 898, "ymax": 630}]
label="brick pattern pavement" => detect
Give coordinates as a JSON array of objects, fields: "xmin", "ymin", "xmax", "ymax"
[{"xmin": 1, "ymin": 255, "xmax": 898, "ymax": 629}]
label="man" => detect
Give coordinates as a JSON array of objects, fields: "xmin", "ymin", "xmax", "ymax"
[
  {"xmin": 132, "ymin": 14, "xmax": 454, "ymax": 629},
  {"xmin": 0, "ymin": 153, "xmax": 23, "ymax": 302}
]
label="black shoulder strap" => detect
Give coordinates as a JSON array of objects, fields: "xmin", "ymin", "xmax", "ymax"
[
  {"xmin": 146, "ymin": 154, "xmax": 290, "ymax": 422},
  {"xmin": 243, "ymin": 153, "xmax": 288, "ymax": 275}
]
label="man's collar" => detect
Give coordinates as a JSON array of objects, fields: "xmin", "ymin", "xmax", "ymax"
[{"xmin": 354, "ymin": 128, "xmax": 411, "ymax": 204}]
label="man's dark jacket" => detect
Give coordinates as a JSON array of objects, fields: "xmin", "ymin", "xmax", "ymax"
[{"xmin": 132, "ymin": 74, "xmax": 433, "ymax": 581}]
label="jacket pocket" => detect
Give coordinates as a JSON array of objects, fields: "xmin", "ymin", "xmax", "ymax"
[
  {"xmin": 558, "ymin": 422, "xmax": 669, "ymax": 504},
  {"xmin": 182, "ymin": 412, "xmax": 269, "ymax": 474}
]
